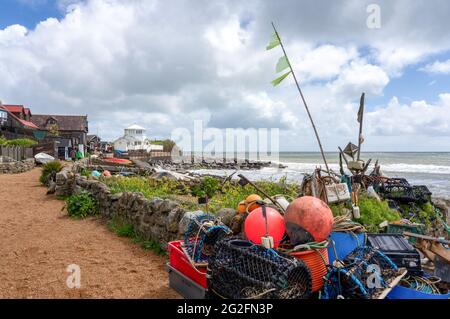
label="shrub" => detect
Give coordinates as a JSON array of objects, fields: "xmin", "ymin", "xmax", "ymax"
[
  {"xmin": 80, "ymin": 168, "xmax": 92, "ymax": 177},
  {"xmin": 39, "ymin": 160, "xmax": 63, "ymax": 184},
  {"xmin": 192, "ymin": 176, "xmax": 221, "ymax": 198},
  {"xmin": 0, "ymin": 137, "xmax": 38, "ymax": 147},
  {"xmin": 357, "ymin": 195, "xmax": 401, "ymax": 232},
  {"xmin": 65, "ymin": 191, "xmax": 98, "ymax": 218}
]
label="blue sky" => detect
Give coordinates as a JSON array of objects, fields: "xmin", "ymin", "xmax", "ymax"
[
  {"xmin": 1, "ymin": 0, "xmax": 450, "ymax": 151},
  {"xmin": 2, "ymin": 0, "xmax": 447, "ymax": 111},
  {"xmin": 0, "ymin": 0, "xmax": 63, "ymax": 29}
]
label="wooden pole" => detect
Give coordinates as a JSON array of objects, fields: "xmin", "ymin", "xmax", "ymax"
[{"xmin": 272, "ymin": 22, "xmax": 330, "ymax": 175}]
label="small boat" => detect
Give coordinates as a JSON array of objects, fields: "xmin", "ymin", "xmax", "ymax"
[{"xmin": 101, "ymin": 157, "xmax": 133, "ymax": 165}]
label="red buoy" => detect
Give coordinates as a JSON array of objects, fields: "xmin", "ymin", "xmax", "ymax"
[
  {"xmin": 284, "ymin": 196, "xmax": 333, "ymax": 245},
  {"xmin": 244, "ymin": 207, "xmax": 285, "ymax": 248}
]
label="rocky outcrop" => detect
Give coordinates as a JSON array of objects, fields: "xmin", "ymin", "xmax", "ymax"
[{"xmin": 0, "ymin": 158, "xmax": 35, "ymax": 174}]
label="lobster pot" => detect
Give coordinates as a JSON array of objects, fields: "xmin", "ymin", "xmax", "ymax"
[
  {"xmin": 207, "ymin": 238, "xmax": 312, "ymax": 299},
  {"xmin": 322, "ymin": 246, "xmax": 402, "ymax": 299},
  {"xmin": 290, "ymin": 247, "xmax": 329, "ymax": 292},
  {"xmin": 183, "ymin": 213, "xmax": 231, "ymax": 264}
]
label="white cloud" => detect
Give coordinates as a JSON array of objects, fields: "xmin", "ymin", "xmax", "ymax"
[
  {"xmin": 366, "ymin": 94, "xmax": 450, "ymax": 136},
  {"xmin": 329, "ymin": 60, "xmax": 390, "ymax": 98},
  {"xmin": 0, "ymin": 0, "xmax": 450, "ymax": 151},
  {"xmin": 420, "ymin": 59, "xmax": 450, "ymax": 74},
  {"xmin": 293, "ymin": 44, "xmax": 358, "ymax": 82}
]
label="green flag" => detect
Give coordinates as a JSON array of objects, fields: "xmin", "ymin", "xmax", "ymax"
[
  {"xmin": 271, "ymin": 71, "xmax": 291, "ymax": 86},
  {"xmin": 266, "ymin": 33, "xmax": 280, "ymax": 50},
  {"xmin": 276, "ymin": 55, "xmax": 289, "ymax": 73}
]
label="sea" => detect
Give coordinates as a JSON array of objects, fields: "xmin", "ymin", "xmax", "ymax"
[{"xmin": 189, "ymin": 152, "xmax": 450, "ymax": 200}]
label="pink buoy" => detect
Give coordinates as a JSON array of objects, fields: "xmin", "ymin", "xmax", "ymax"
[{"xmin": 244, "ymin": 207, "xmax": 285, "ymax": 248}]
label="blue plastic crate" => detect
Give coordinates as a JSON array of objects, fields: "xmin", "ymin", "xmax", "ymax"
[
  {"xmin": 387, "ymin": 285, "xmax": 450, "ymax": 299},
  {"xmin": 327, "ymin": 231, "xmax": 366, "ymax": 265}
]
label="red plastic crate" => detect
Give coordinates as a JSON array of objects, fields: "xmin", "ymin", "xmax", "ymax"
[{"xmin": 168, "ymin": 240, "xmax": 207, "ymax": 288}]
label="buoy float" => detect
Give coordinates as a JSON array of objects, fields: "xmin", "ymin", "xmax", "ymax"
[
  {"xmin": 102, "ymin": 170, "xmax": 112, "ymax": 177},
  {"xmin": 91, "ymin": 170, "xmax": 101, "ymax": 178},
  {"xmin": 236, "ymin": 200, "xmax": 247, "ymax": 214},
  {"xmin": 284, "ymin": 196, "xmax": 333, "ymax": 245},
  {"xmin": 245, "ymin": 194, "xmax": 262, "ymax": 212},
  {"xmin": 244, "ymin": 206, "xmax": 285, "ymax": 248}
]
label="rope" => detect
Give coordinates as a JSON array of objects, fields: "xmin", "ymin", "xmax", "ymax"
[
  {"xmin": 333, "ymin": 214, "xmax": 366, "ymax": 232},
  {"xmin": 400, "ymin": 275, "xmax": 442, "ymax": 294},
  {"xmin": 278, "ymin": 240, "xmax": 328, "ymax": 254}
]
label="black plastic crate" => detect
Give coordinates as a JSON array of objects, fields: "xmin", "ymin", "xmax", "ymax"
[
  {"xmin": 367, "ymin": 234, "xmax": 422, "ymax": 274},
  {"xmin": 412, "ymin": 185, "xmax": 432, "ymax": 203},
  {"xmin": 166, "ymin": 263, "xmax": 206, "ymax": 299}
]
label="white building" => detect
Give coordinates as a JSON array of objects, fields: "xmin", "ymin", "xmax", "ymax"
[{"xmin": 113, "ymin": 124, "xmax": 164, "ymax": 152}]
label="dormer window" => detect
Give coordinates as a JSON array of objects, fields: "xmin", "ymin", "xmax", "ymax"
[{"xmin": 46, "ymin": 117, "xmax": 57, "ymax": 125}]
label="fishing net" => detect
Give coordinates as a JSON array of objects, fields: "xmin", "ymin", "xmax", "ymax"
[
  {"xmin": 322, "ymin": 246, "xmax": 403, "ymax": 299},
  {"xmin": 207, "ymin": 237, "xmax": 312, "ymax": 299},
  {"xmin": 412, "ymin": 185, "xmax": 432, "ymax": 204},
  {"xmin": 379, "ymin": 178, "xmax": 415, "ymax": 203},
  {"xmin": 183, "ymin": 213, "xmax": 232, "ymax": 264}
]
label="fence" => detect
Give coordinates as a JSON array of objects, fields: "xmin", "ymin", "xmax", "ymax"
[
  {"xmin": 128, "ymin": 150, "xmax": 172, "ymax": 161},
  {"xmin": 0, "ymin": 145, "xmax": 34, "ymax": 161}
]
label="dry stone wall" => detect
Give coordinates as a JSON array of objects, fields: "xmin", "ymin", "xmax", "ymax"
[
  {"xmin": 54, "ymin": 168, "xmax": 235, "ymax": 250},
  {"xmin": 0, "ymin": 158, "xmax": 35, "ymax": 174}
]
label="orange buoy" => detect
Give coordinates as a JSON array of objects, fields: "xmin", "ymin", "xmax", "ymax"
[
  {"xmin": 102, "ymin": 170, "xmax": 112, "ymax": 177},
  {"xmin": 284, "ymin": 196, "xmax": 333, "ymax": 245},
  {"xmin": 290, "ymin": 246, "xmax": 329, "ymax": 292},
  {"xmin": 237, "ymin": 200, "xmax": 247, "ymax": 214},
  {"xmin": 244, "ymin": 207, "xmax": 285, "ymax": 248},
  {"xmin": 245, "ymin": 194, "xmax": 262, "ymax": 212}
]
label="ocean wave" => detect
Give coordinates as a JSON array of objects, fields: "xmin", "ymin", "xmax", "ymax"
[{"xmin": 276, "ymin": 162, "xmax": 450, "ymax": 175}]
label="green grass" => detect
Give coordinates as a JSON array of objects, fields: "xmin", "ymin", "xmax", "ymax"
[
  {"xmin": 104, "ymin": 175, "xmax": 299, "ymax": 213},
  {"xmin": 0, "ymin": 137, "xmax": 38, "ymax": 147},
  {"xmin": 107, "ymin": 215, "xmax": 165, "ymax": 255},
  {"xmin": 104, "ymin": 176, "xmax": 190, "ymax": 199}
]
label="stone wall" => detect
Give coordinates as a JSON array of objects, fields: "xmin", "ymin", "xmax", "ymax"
[
  {"xmin": 0, "ymin": 158, "xmax": 35, "ymax": 174},
  {"xmin": 54, "ymin": 168, "xmax": 237, "ymax": 250}
]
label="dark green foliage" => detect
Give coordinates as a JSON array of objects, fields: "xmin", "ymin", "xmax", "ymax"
[
  {"xmin": 192, "ymin": 176, "xmax": 221, "ymax": 198},
  {"xmin": 39, "ymin": 160, "xmax": 63, "ymax": 184},
  {"xmin": 0, "ymin": 137, "xmax": 37, "ymax": 147},
  {"xmin": 65, "ymin": 191, "xmax": 99, "ymax": 218},
  {"xmin": 80, "ymin": 168, "xmax": 92, "ymax": 177}
]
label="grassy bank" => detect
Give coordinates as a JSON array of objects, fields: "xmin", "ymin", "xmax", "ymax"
[{"xmin": 103, "ymin": 175, "xmax": 300, "ymax": 213}]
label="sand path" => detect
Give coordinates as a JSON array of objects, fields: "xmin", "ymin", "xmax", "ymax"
[{"xmin": 0, "ymin": 168, "xmax": 179, "ymax": 298}]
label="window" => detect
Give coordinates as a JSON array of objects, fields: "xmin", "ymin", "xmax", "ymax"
[
  {"xmin": 0, "ymin": 110, "xmax": 7, "ymax": 125},
  {"xmin": 136, "ymin": 130, "xmax": 142, "ymax": 134}
]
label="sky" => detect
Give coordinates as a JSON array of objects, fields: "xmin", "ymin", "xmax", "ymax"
[{"xmin": 0, "ymin": 0, "xmax": 450, "ymax": 152}]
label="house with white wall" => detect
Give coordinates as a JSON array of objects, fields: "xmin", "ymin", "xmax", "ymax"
[{"xmin": 113, "ymin": 124, "xmax": 163, "ymax": 152}]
